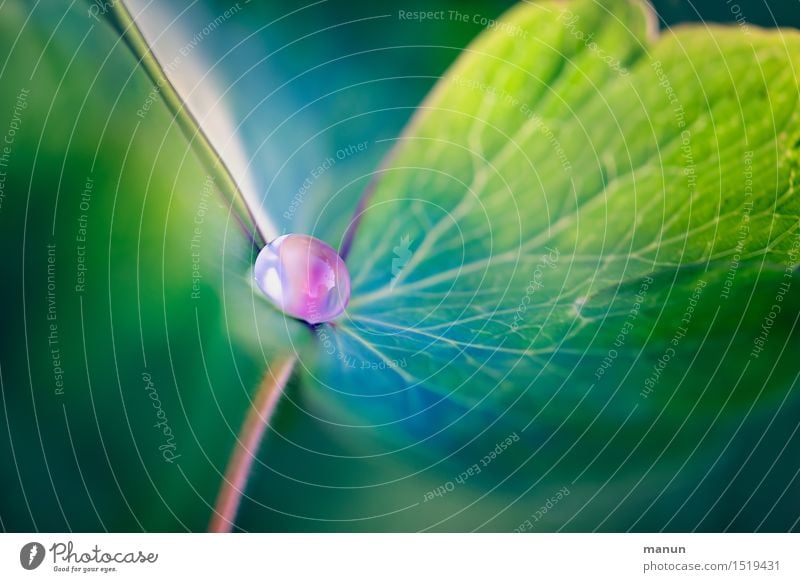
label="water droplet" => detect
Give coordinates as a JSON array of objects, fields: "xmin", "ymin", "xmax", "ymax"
[{"xmin": 254, "ymin": 234, "xmax": 351, "ymax": 324}]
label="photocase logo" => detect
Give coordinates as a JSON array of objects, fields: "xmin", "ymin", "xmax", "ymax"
[
  {"xmin": 390, "ymin": 235, "xmax": 413, "ymax": 289},
  {"xmin": 19, "ymin": 542, "xmax": 45, "ymax": 570}
]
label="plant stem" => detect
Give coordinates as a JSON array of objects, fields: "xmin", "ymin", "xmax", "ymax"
[
  {"xmin": 103, "ymin": 0, "xmax": 274, "ymax": 246},
  {"xmin": 104, "ymin": 1, "xmax": 296, "ymax": 532},
  {"xmin": 209, "ymin": 353, "xmax": 297, "ymax": 533}
]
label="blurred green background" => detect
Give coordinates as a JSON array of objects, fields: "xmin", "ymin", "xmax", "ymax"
[{"xmin": 0, "ymin": 0, "xmax": 798, "ymax": 532}]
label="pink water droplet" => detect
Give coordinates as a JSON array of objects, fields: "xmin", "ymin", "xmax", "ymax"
[{"xmin": 254, "ymin": 234, "xmax": 351, "ymax": 324}]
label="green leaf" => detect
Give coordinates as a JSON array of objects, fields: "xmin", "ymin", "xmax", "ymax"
[
  {"xmin": 285, "ymin": 0, "xmax": 800, "ymax": 529},
  {"xmin": 0, "ymin": 1, "xmax": 299, "ymax": 531}
]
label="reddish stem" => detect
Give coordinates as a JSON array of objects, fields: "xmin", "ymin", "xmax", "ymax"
[{"xmin": 209, "ymin": 353, "xmax": 296, "ymax": 532}]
